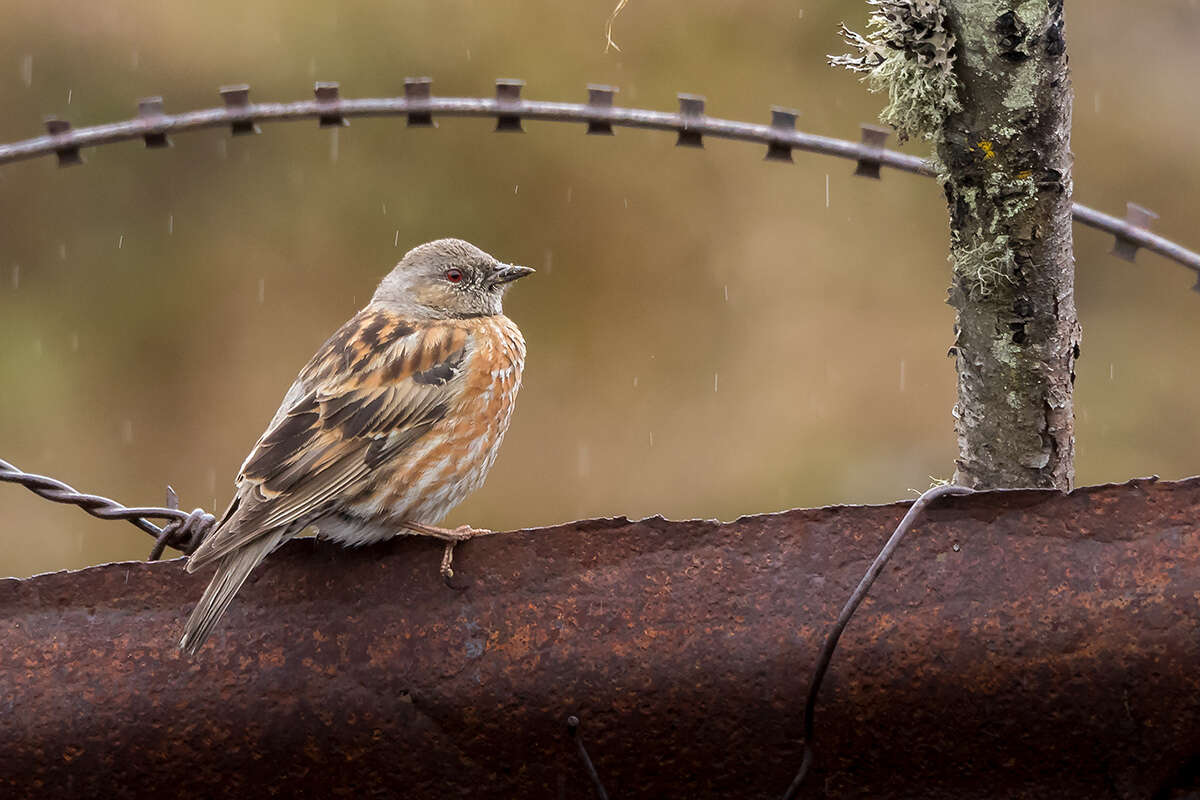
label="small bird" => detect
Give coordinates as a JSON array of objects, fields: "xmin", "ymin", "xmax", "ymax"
[{"xmin": 178, "ymin": 238, "xmax": 533, "ymax": 655}]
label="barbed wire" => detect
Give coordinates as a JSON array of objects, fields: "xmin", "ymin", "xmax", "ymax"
[
  {"xmin": 0, "ymin": 78, "xmax": 1197, "ymax": 287},
  {"xmin": 0, "ymin": 457, "xmax": 214, "ymax": 560}
]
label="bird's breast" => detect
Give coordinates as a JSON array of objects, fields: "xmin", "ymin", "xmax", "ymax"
[{"xmin": 358, "ymin": 315, "xmax": 525, "ymax": 526}]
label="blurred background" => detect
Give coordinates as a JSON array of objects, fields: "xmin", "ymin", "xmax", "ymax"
[{"xmin": 1, "ymin": 1, "xmax": 1198, "ymax": 578}]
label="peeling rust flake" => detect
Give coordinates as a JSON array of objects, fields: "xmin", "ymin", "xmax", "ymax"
[{"xmin": 2, "ymin": 477, "xmax": 1200, "ymax": 798}]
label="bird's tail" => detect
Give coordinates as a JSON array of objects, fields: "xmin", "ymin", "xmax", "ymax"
[{"xmin": 178, "ymin": 531, "xmax": 284, "ymax": 656}]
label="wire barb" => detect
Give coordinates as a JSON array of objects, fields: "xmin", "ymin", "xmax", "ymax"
[
  {"xmin": 567, "ymin": 715, "xmax": 610, "ymax": 800},
  {"xmin": 314, "ymin": 82, "xmax": 348, "ymax": 128},
  {"xmin": 495, "ymin": 79, "xmax": 525, "ymax": 133},
  {"xmin": 43, "ymin": 117, "xmax": 82, "ymax": 166},
  {"xmin": 854, "ymin": 124, "xmax": 889, "ymax": 179},
  {"xmin": 137, "ymin": 97, "xmax": 170, "ymax": 149},
  {"xmin": 404, "ymin": 77, "xmax": 434, "ymax": 127},
  {"xmin": 765, "ymin": 106, "xmax": 797, "ymax": 162},
  {"xmin": 1111, "ymin": 202, "xmax": 1159, "ymax": 262},
  {"xmin": 219, "ymin": 84, "xmax": 260, "ymax": 136},
  {"xmin": 780, "ymin": 482, "xmax": 975, "ymax": 799},
  {"xmin": 675, "ymin": 93, "xmax": 705, "ymax": 148},
  {"xmin": 0, "ymin": 457, "xmax": 215, "ymax": 561},
  {"xmin": 586, "ymin": 84, "xmax": 617, "ymax": 136}
]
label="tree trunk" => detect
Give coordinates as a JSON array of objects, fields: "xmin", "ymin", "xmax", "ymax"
[{"xmin": 938, "ymin": 1, "xmax": 1079, "ymax": 490}]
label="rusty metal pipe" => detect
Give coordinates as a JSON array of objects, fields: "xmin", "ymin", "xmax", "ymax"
[{"xmin": 2, "ymin": 477, "xmax": 1200, "ymax": 798}]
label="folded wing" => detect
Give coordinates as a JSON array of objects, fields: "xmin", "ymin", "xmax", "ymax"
[{"xmin": 186, "ymin": 310, "xmax": 471, "ymax": 571}]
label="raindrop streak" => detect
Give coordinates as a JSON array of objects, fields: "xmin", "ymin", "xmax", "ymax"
[
  {"xmin": 577, "ymin": 442, "xmax": 590, "ymax": 477},
  {"xmin": 381, "ymin": 201, "xmax": 387, "ymax": 215},
  {"xmin": 20, "ymin": 55, "xmax": 32, "ymax": 88},
  {"xmin": 1109, "ymin": 363, "xmax": 1115, "ymax": 381},
  {"xmin": 899, "ymin": 359, "xmax": 906, "ymax": 392},
  {"xmin": 58, "ymin": 243, "xmax": 67, "ymax": 260},
  {"xmin": 70, "ymin": 332, "xmax": 79, "ymax": 352},
  {"xmin": 257, "ymin": 278, "xmax": 266, "ymax": 304},
  {"xmin": 566, "ymin": 187, "xmax": 574, "ymax": 203},
  {"xmin": 543, "ymin": 249, "xmax": 553, "ymax": 274},
  {"xmin": 466, "ymin": 48, "xmax": 472, "ymax": 61},
  {"xmin": 10, "ymin": 264, "xmax": 19, "ymax": 289},
  {"xmin": 66, "ymin": 89, "xmax": 72, "ymax": 104},
  {"xmin": 1093, "ymin": 92, "xmax": 1101, "ymax": 113},
  {"xmin": 121, "ymin": 420, "xmax": 134, "ymax": 445},
  {"xmin": 514, "ymin": 184, "xmax": 519, "ymax": 195},
  {"xmin": 633, "ymin": 376, "xmax": 639, "ymax": 388},
  {"xmin": 648, "ymin": 431, "xmax": 654, "ymax": 448},
  {"xmin": 623, "ymin": 198, "xmax": 629, "ymax": 209},
  {"xmin": 168, "ymin": 214, "xmax": 174, "ymax": 234},
  {"xmin": 217, "ymin": 139, "xmax": 228, "ymax": 158},
  {"xmin": 714, "ymin": 373, "xmax": 719, "ymax": 393},
  {"xmin": 723, "ymin": 285, "xmax": 729, "ymax": 302},
  {"xmin": 330, "ymin": 128, "xmax": 339, "ymax": 163},
  {"xmin": 117, "ymin": 235, "xmax": 124, "ymax": 249},
  {"xmin": 825, "ymin": 174, "xmax": 830, "ymax": 208},
  {"xmin": 394, "ymin": 230, "xmax": 400, "ymax": 247}
]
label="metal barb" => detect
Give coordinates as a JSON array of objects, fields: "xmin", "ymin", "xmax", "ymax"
[
  {"xmin": 137, "ymin": 97, "xmax": 170, "ymax": 149},
  {"xmin": 1111, "ymin": 202, "xmax": 1159, "ymax": 262},
  {"xmin": 585, "ymin": 85, "xmax": 617, "ymax": 136},
  {"xmin": 219, "ymin": 84, "xmax": 260, "ymax": 136},
  {"xmin": 854, "ymin": 124, "xmax": 889, "ymax": 179},
  {"xmin": 495, "ymin": 79, "xmax": 525, "ymax": 133},
  {"xmin": 314, "ymin": 81, "xmax": 348, "ymax": 128},
  {"xmin": 0, "ymin": 457, "xmax": 214, "ymax": 561},
  {"xmin": 765, "ymin": 106, "xmax": 797, "ymax": 162},
  {"xmin": 567, "ymin": 715, "xmax": 610, "ymax": 800},
  {"xmin": 43, "ymin": 117, "xmax": 82, "ymax": 166},
  {"xmin": 676, "ymin": 93, "xmax": 705, "ymax": 148},
  {"xmin": 404, "ymin": 77, "xmax": 434, "ymax": 127},
  {"xmin": 780, "ymin": 483, "xmax": 975, "ymax": 800}
]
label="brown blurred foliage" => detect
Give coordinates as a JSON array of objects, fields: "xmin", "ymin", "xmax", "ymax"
[{"xmin": 1, "ymin": 1, "xmax": 1198, "ymax": 578}]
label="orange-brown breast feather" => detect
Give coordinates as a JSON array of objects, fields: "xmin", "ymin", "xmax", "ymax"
[{"xmin": 187, "ymin": 309, "xmax": 473, "ymax": 570}]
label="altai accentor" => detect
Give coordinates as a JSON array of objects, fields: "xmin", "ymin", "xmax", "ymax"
[{"xmin": 179, "ymin": 238, "xmax": 532, "ymax": 655}]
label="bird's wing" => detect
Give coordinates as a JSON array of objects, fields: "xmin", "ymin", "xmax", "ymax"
[{"xmin": 186, "ymin": 309, "xmax": 472, "ymax": 571}]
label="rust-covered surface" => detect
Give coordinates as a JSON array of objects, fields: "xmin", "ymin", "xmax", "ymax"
[{"xmin": 3, "ymin": 477, "xmax": 1200, "ymax": 798}]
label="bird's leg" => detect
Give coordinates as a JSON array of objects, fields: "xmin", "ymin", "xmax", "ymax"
[{"xmin": 400, "ymin": 521, "xmax": 495, "ymax": 582}]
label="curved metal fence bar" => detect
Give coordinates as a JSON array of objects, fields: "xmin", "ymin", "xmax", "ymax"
[{"xmin": 1, "ymin": 82, "xmax": 1197, "ymax": 283}]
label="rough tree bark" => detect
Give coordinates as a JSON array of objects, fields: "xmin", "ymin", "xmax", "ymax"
[
  {"xmin": 939, "ymin": 1, "xmax": 1079, "ymax": 490},
  {"xmin": 834, "ymin": 1, "xmax": 1079, "ymax": 490}
]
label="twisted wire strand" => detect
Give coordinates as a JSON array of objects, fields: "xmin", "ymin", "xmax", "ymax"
[{"xmin": 0, "ymin": 457, "xmax": 214, "ymax": 560}]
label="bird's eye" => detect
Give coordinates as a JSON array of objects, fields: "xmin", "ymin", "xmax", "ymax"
[{"xmin": 445, "ymin": 268, "xmax": 464, "ymax": 283}]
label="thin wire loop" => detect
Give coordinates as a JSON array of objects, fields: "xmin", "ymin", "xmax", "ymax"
[{"xmin": 781, "ymin": 483, "xmax": 975, "ymax": 799}]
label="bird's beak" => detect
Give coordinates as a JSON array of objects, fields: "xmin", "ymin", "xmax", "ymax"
[{"xmin": 490, "ymin": 263, "xmax": 536, "ymax": 284}]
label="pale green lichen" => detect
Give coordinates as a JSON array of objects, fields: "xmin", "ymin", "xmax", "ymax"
[
  {"xmin": 829, "ymin": 0, "xmax": 962, "ymax": 142},
  {"xmin": 951, "ymin": 233, "xmax": 1016, "ymax": 298}
]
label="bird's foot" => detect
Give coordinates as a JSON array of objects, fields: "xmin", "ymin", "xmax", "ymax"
[{"xmin": 401, "ymin": 522, "xmax": 494, "ymax": 588}]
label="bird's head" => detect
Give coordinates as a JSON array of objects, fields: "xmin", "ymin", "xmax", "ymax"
[{"xmin": 371, "ymin": 238, "xmax": 534, "ymax": 319}]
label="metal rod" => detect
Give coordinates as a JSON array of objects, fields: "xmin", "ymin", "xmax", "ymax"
[{"xmin": 0, "ymin": 86, "xmax": 1195, "ymax": 280}]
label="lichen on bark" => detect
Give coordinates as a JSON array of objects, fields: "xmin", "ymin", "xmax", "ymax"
[{"xmin": 829, "ymin": 0, "xmax": 962, "ymax": 142}]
